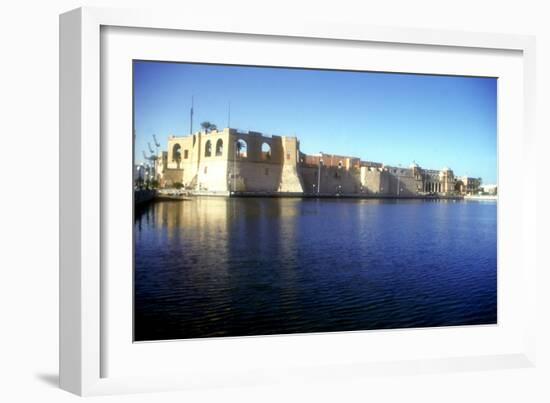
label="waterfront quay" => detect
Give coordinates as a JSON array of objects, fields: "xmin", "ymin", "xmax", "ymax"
[
  {"xmin": 226, "ymin": 191, "xmax": 465, "ymax": 200},
  {"xmin": 136, "ymin": 188, "xmax": 469, "ymax": 206}
]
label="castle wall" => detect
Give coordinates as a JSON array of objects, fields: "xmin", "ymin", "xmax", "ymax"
[
  {"xmin": 301, "ymin": 165, "xmax": 362, "ymax": 194},
  {"xmin": 156, "ymin": 127, "xmax": 471, "ymax": 197},
  {"xmin": 278, "ymin": 137, "xmax": 304, "ymax": 193},
  {"xmin": 162, "ymin": 129, "xmax": 303, "ymax": 193},
  {"xmin": 161, "ymin": 168, "xmax": 184, "ymax": 187},
  {"xmin": 196, "ymin": 132, "xmax": 230, "ymax": 192},
  {"xmin": 166, "ymin": 134, "xmax": 197, "ymax": 187},
  {"xmin": 384, "ymin": 166, "xmax": 422, "ymax": 196},
  {"xmin": 229, "ymin": 161, "xmax": 282, "ymax": 192},
  {"xmin": 227, "ymin": 131, "xmax": 283, "ymax": 192},
  {"xmin": 360, "ymin": 167, "xmax": 390, "ymax": 195}
]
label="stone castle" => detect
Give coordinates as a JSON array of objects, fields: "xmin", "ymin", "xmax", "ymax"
[{"xmin": 153, "ymin": 127, "xmax": 482, "ymax": 196}]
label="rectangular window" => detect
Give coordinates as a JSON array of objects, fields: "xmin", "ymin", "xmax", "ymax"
[
  {"xmin": 204, "ymin": 166, "xmax": 207, "ymax": 174},
  {"xmin": 184, "ymin": 150, "xmax": 189, "ymax": 159}
]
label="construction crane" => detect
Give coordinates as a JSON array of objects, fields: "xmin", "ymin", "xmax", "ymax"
[
  {"xmin": 153, "ymin": 134, "xmax": 161, "ymax": 149},
  {"xmin": 142, "ymin": 150, "xmax": 158, "ymax": 182},
  {"xmin": 138, "ymin": 133, "xmax": 164, "ymax": 187},
  {"xmin": 142, "ymin": 150, "xmax": 158, "ymax": 163}
]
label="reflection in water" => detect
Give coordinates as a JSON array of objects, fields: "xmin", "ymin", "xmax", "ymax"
[{"xmin": 135, "ymin": 198, "xmax": 497, "ymax": 341}]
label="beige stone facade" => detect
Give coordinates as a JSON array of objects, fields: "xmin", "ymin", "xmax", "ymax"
[
  {"xmin": 155, "ymin": 127, "xmax": 482, "ymax": 197},
  {"xmin": 157, "ymin": 128, "xmax": 303, "ymax": 193}
]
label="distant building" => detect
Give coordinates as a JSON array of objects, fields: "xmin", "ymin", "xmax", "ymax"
[
  {"xmin": 455, "ymin": 176, "xmax": 482, "ymax": 195},
  {"xmin": 154, "ymin": 127, "xmax": 483, "ymax": 197},
  {"xmin": 480, "ymin": 184, "xmax": 498, "ymax": 195}
]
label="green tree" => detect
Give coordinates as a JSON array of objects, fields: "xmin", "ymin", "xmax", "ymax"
[{"xmin": 200, "ymin": 121, "xmax": 217, "ymax": 133}]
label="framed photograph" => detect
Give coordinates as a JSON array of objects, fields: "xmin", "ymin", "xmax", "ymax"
[{"xmin": 60, "ymin": 7, "xmax": 537, "ymax": 396}]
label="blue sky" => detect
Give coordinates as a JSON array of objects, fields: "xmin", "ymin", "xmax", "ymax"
[{"xmin": 134, "ymin": 61, "xmax": 497, "ymax": 183}]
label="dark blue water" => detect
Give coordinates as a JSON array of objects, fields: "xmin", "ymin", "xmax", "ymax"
[{"xmin": 134, "ymin": 198, "xmax": 497, "ymax": 341}]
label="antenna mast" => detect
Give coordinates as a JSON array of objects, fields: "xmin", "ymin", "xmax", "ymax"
[
  {"xmin": 227, "ymin": 100, "xmax": 231, "ymax": 129},
  {"xmin": 189, "ymin": 96, "xmax": 194, "ymax": 135}
]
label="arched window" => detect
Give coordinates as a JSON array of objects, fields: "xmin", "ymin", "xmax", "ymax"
[
  {"xmin": 172, "ymin": 144, "xmax": 181, "ymax": 161},
  {"xmin": 235, "ymin": 139, "xmax": 247, "ymax": 158},
  {"xmin": 205, "ymin": 140, "xmax": 212, "ymax": 157},
  {"xmin": 261, "ymin": 142, "xmax": 271, "ymax": 160},
  {"xmin": 215, "ymin": 139, "xmax": 223, "ymax": 156}
]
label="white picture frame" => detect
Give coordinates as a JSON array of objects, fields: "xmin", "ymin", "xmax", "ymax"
[{"xmin": 60, "ymin": 6, "xmax": 537, "ymax": 396}]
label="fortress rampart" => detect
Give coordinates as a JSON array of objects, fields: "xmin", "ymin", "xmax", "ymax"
[{"xmin": 153, "ymin": 127, "xmax": 481, "ymax": 197}]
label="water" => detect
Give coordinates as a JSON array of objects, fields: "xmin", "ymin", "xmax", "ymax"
[{"xmin": 134, "ymin": 198, "xmax": 497, "ymax": 341}]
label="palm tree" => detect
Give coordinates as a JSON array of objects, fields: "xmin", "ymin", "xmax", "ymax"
[{"xmin": 200, "ymin": 121, "xmax": 217, "ymax": 133}]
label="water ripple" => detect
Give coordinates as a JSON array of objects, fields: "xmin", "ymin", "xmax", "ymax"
[{"xmin": 134, "ymin": 198, "xmax": 497, "ymax": 341}]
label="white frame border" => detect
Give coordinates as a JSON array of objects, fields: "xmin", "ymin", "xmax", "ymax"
[{"xmin": 59, "ymin": 6, "xmax": 537, "ymax": 396}]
